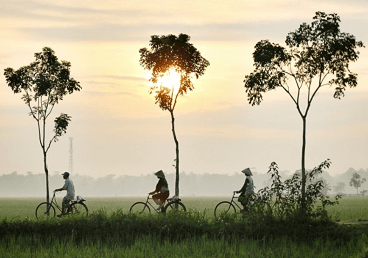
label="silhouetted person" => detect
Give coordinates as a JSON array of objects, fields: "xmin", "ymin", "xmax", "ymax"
[
  {"xmin": 234, "ymin": 168, "xmax": 255, "ymax": 212},
  {"xmin": 149, "ymin": 170, "xmax": 169, "ymax": 211},
  {"xmin": 54, "ymin": 172, "xmax": 75, "ymax": 217}
]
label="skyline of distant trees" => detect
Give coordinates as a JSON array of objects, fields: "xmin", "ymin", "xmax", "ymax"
[{"xmin": 1, "ymin": 167, "xmax": 367, "ymax": 197}]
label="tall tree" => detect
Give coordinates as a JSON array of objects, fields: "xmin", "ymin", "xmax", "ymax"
[
  {"xmin": 139, "ymin": 34, "xmax": 210, "ymax": 196},
  {"xmin": 350, "ymin": 172, "xmax": 366, "ymax": 195},
  {"xmin": 243, "ymin": 12, "xmax": 364, "ymax": 214},
  {"xmin": 4, "ymin": 47, "xmax": 81, "ymax": 206}
]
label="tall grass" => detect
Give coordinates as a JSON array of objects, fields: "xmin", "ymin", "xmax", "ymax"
[
  {"xmin": 1, "ymin": 234, "xmax": 367, "ymax": 258},
  {"xmin": 1, "ymin": 210, "xmax": 367, "ymax": 257}
]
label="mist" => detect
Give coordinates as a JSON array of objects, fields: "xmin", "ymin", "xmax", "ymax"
[{"xmin": 1, "ymin": 167, "xmax": 367, "ymax": 197}]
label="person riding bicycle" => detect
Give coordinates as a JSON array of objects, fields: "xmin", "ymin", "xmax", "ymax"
[
  {"xmin": 54, "ymin": 172, "xmax": 75, "ymax": 217},
  {"xmin": 234, "ymin": 168, "xmax": 254, "ymax": 212},
  {"xmin": 149, "ymin": 170, "xmax": 169, "ymax": 211}
]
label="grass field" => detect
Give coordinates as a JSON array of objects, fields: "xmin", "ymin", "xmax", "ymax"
[
  {"xmin": 1, "ymin": 195, "xmax": 368, "ymax": 221},
  {"xmin": 1, "ymin": 196, "xmax": 368, "ymax": 257}
]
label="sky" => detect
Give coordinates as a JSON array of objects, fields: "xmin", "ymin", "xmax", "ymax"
[{"xmin": 0, "ymin": 0, "xmax": 367, "ymax": 181}]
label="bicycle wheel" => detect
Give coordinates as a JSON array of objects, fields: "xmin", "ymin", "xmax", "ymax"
[
  {"xmin": 164, "ymin": 201, "xmax": 186, "ymax": 214},
  {"xmin": 129, "ymin": 202, "xmax": 151, "ymax": 215},
  {"xmin": 214, "ymin": 201, "xmax": 236, "ymax": 218},
  {"xmin": 35, "ymin": 202, "xmax": 56, "ymax": 220},
  {"xmin": 70, "ymin": 202, "xmax": 89, "ymax": 216}
]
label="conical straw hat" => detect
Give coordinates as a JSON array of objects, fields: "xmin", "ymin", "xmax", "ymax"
[
  {"xmin": 154, "ymin": 170, "xmax": 165, "ymax": 178},
  {"xmin": 241, "ymin": 168, "xmax": 252, "ymax": 176}
]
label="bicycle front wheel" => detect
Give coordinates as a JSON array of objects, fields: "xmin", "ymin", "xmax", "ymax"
[
  {"xmin": 164, "ymin": 201, "xmax": 186, "ymax": 214},
  {"xmin": 129, "ymin": 202, "xmax": 151, "ymax": 215},
  {"xmin": 71, "ymin": 202, "xmax": 88, "ymax": 216},
  {"xmin": 214, "ymin": 201, "xmax": 236, "ymax": 218},
  {"xmin": 35, "ymin": 202, "xmax": 56, "ymax": 220}
]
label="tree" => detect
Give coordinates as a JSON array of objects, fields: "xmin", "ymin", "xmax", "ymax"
[
  {"xmin": 333, "ymin": 182, "xmax": 345, "ymax": 194},
  {"xmin": 243, "ymin": 12, "xmax": 364, "ymax": 214},
  {"xmin": 139, "ymin": 34, "xmax": 210, "ymax": 196},
  {"xmin": 4, "ymin": 47, "xmax": 81, "ymax": 206},
  {"xmin": 350, "ymin": 172, "xmax": 366, "ymax": 195}
]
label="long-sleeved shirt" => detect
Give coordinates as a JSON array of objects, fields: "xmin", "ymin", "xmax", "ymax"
[
  {"xmin": 237, "ymin": 176, "xmax": 254, "ymax": 195},
  {"xmin": 153, "ymin": 178, "xmax": 169, "ymax": 193},
  {"xmin": 62, "ymin": 178, "xmax": 75, "ymax": 199}
]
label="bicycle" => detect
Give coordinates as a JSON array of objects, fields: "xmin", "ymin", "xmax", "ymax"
[
  {"xmin": 35, "ymin": 191, "xmax": 88, "ymax": 219},
  {"xmin": 214, "ymin": 192, "xmax": 269, "ymax": 218},
  {"xmin": 214, "ymin": 192, "xmax": 243, "ymax": 218},
  {"xmin": 129, "ymin": 194, "xmax": 186, "ymax": 215}
]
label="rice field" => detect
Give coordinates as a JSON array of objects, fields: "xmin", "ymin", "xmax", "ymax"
[{"xmin": 1, "ymin": 196, "xmax": 368, "ymax": 221}]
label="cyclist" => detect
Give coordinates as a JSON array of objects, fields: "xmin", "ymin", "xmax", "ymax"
[
  {"xmin": 54, "ymin": 171, "xmax": 75, "ymax": 217},
  {"xmin": 234, "ymin": 168, "xmax": 254, "ymax": 212},
  {"xmin": 149, "ymin": 170, "xmax": 169, "ymax": 211}
]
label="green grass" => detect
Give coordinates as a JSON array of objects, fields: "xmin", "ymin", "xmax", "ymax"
[
  {"xmin": 1, "ymin": 196, "xmax": 368, "ymax": 222},
  {"xmin": 325, "ymin": 197, "xmax": 368, "ymax": 222},
  {"xmin": 1, "ymin": 196, "xmax": 368, "ymax": 257},
  {"xmin": 2, "ymin": 234, "xmax": 367, "ymax": 258},
  {"xmin": 1, "ymin": 205, "xmax": 368, "ymax": 257}
]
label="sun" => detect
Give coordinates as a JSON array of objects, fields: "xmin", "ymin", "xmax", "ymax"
[{"xmin": 157, "ymin": 69, "xmax": 181, "ymax": 94}]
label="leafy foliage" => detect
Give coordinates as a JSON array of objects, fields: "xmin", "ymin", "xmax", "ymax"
[
  {"xmin": 244, "ymin": 11, "xmax": 364, "ymax": 106},
  {"xmin": 3, "ymin": 47, "xmax": 81, "ymax": 151},
  {"xmin": 252, "ymin": 160, "xmax": 341, "ymax": 221},
  {"xmin": 139, "ymin": 34, "xmax": 209, "ymax": 112}
]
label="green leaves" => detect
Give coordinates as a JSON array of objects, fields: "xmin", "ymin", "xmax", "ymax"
[
  {"xmin": 53, "ymin": 114, "xmax": 72, "ymax": 142},
  {"xmin": 244, "ymin": 12, "xmax": 364, "ymax": 106},
  {"xmin": 4, "ymin": 47, "xmax": 81, "ymax": 106}
]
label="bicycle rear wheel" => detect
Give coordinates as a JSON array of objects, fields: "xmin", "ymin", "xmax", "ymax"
[
  {"xmin": 70, "ymin": 202, "xmax": 88, "ymax": 216},
  {"xmin": 214, "ymin": 201, "xmax": 236, "ymax": 218},
  {"xmin": 35, "ymin": 202, "xmax": 56, "ymax": 220},
  {"xmin": 129, "ymin": 202, "xmax": 151, "ymax": 215},
  {"xmin": 164, "ymin": 201, "xmax": 186, "ymax": 214}
]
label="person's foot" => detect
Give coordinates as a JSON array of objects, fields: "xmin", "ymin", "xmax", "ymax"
[{"xmin": 157, "ymin": 204, "xmax": 164, "ymax": 211}]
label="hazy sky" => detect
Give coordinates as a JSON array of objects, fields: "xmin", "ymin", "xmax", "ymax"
[{"xmin": 1, "ymin": 0, "xmax": 367, "ymax": 179}]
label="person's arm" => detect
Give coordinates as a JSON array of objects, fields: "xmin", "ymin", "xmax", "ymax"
[
  {"xmin": 235, "ymin": 178, "xmax": 249, "ymax": 194},
  {"xmin": 55, "ymin": 180, "xmax": 68, "ymax": 192},
  {"xmin": 149, "ymin": 183, "xmax": 161, "ymax": 195}
]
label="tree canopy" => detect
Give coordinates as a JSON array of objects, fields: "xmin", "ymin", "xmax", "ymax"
[
  {"xmin": 139, "ymin": 33, "xmax": 210, "ymax": 112},
  {"xmin": 244, "ymin": 11, "xmax": 364, "ymax": 108}
]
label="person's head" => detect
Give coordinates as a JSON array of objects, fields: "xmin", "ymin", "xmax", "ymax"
[
  {"xmin": 62, "ymin": 172, "xmax": 70, "ymax": 179},
  {"xmin": 241, "ymin": 168, "xmax": 252, "ymax": 176},
  {"xmin": 154, "ymin": 170, "xmax": 165, "ymax": 179}
]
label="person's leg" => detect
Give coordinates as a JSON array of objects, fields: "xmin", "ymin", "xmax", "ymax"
[
  {"xmin": 152, "ymin": 193, "xmax": 162, "ymax": 206},
  {"xmin": 61, "ymin": 197, "xmax": 71, "ymax": 215}
]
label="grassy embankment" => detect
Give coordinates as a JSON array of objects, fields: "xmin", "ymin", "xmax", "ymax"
[{"xmin": 1, "ymin": 197, "xmax": 368, "ymax": 257}]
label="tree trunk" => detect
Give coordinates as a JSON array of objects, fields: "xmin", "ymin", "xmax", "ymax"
[
  {"xmin": 43, "ymin": 151, "xmax": 50, "ymax": 214},
  {"xmin": 170, "ymin": 111, "xmax": 180, "ymax": 197},
  {"xmin": 301, "ymin": 115, "xmax": 307, "ymax": 215}
]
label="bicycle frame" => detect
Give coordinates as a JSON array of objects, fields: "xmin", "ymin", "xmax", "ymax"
[
  {"xmin": 229, "ymin": 192, "xmax": 243, "ymax": 211},
  {"xmin": 48, "ymin": 192, "xmax": 75, "ymax": 214},
  {"xmin": 143, "ymin": 195, "xmax": 161, "ymax": 213}
]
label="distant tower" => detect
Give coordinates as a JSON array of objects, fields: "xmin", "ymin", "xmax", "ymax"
[{"xmin": 69, "ymin": 137, "xmax": 73, "ymax": 174}]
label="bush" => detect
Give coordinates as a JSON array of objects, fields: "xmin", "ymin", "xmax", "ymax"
[{"xmin": 251, "ymin": 160, "xmax": 341, "ymax": 222}]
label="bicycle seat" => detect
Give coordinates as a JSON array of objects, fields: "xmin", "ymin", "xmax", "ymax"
[
  {"xmin": 76, "ymin": 196, "xmax": 86, "ymax": 203},
  {"xmin": 168, "ymin": 196, "xmax": 181, "ymax": 202}
]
